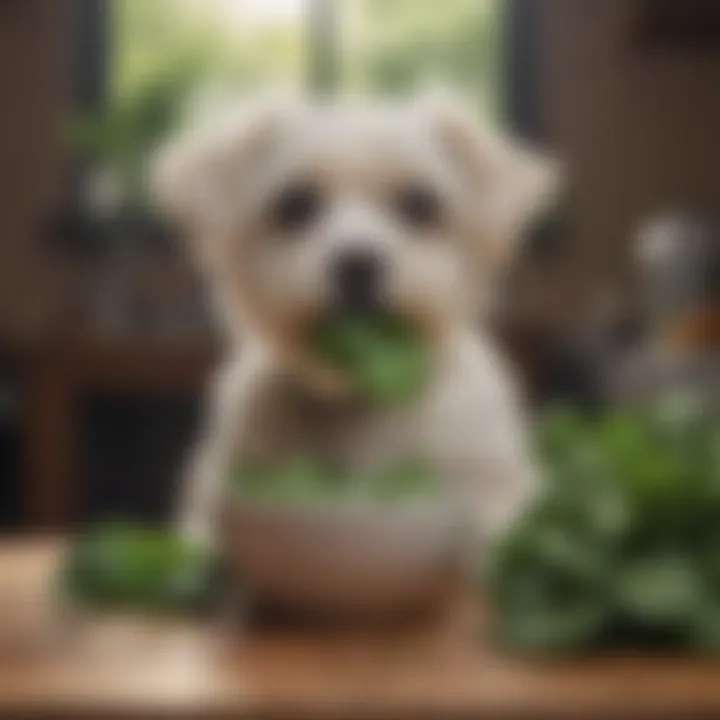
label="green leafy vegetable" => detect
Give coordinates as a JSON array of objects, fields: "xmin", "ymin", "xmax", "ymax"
[
  {"xmin": 310, "ymin": 313, "xmax": 430, "ymax": 405},
  {"xmin": 60, "ymin": 522, "xmax": 222, "ymax": 613},
  {"xmin": 491, "ymin": 401, "xmax": 720, "ymax": 656},
  {"xmin": 230, "ymin": 456, "xmax": 437, "ymax": 506}
]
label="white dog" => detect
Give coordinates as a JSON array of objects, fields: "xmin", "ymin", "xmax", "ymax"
[{"xmin": 154, "ymin": 95, "xmax": 558, "ymax": 548}]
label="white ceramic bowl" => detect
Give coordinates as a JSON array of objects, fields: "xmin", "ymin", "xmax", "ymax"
[{"xmin": 220, "ymin": 503, "xmax": 464, "ymax": 619}]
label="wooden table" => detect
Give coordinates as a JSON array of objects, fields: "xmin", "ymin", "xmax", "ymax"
[{"xmin": 2, "ymin": 539, "xmax": 720, "ymax": 719}]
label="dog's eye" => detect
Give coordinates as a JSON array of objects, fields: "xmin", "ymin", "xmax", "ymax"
[
  {"xmin": 270, "ymin": 184, "xmax": 322, "ymax": 233},
  {"xmin": 394, "ymin": 186, "xmax": 443, "ymax": 229}
]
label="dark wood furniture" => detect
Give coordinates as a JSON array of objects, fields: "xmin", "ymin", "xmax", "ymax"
[{"xmin": 12, "ymin": 330, "xmax": 218, "ymax": 529}]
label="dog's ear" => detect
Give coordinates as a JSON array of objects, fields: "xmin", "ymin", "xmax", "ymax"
[
  {"xmin": 424, "ymin": 94, "xmax": 561, "ymax": 270},
  {"xmin": 152, "ymin": 101, "xmax": 283, "ymax": 247}
]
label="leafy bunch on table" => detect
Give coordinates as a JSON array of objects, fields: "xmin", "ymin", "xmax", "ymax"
[{"xmin": 491, "ymin": 399, "xmax": 720, "ymax": 655}]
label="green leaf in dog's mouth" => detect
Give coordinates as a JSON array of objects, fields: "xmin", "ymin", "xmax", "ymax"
[{"xmin": 308, "ymin": 313, "xmax": 431, "ymax": 405}]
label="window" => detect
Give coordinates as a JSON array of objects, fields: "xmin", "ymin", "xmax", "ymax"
[
  {"xmin": 346, "ymin": 0, "xmax": 501, "ymax": 109},
  {"xmin": 69, "ymin": 1, "xmax": 516, "ymax": 210},
  {"xmin": 112, "ymin": 0, "xmax": 502, "ymax": 113}
]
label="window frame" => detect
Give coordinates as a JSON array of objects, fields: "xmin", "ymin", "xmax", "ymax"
[
  {"xmin": 69, "ymin": 0, "xmax": 110, "ymax": 112},
  {"xmin": 504, "ymin": 0, "xmax": 544, "ymax": 142}
]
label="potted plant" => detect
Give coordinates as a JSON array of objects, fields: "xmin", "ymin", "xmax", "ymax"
[{"xmin": 60, "ymin": 64, "xmax": 207, "ymax": 336}]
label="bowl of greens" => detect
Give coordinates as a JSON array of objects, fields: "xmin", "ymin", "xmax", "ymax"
[
  {"xmin": 220, "ymin": 457, "xmax": 462, "ymax": 618},
  {"xmin": 215, "ymin": 312, "xmax": 458, "ymax": 618}
]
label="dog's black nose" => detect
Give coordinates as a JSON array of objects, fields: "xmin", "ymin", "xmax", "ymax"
[{"xmin": 331, "ymin": 250, "xmax": 384, "ymax": 310}]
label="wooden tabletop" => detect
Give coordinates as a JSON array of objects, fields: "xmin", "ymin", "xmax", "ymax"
[{"xmin": 2, "ymin": 539, "xmax": 720, "ymax": 719}]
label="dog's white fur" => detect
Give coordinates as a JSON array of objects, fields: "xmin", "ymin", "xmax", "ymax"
[{"xmin": 154, "ymin": 95, "xmax": 558, "ymax": 546}]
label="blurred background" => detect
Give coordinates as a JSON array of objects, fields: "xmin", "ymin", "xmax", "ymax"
[{"xmin": 0, "ymin": 0, "xmax": 718, "ymax": 533}]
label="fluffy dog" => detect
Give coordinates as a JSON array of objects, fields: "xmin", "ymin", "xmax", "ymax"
[{"xmin": 154, "ymin": 95, "xmax": 558, "ymax": 547}]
